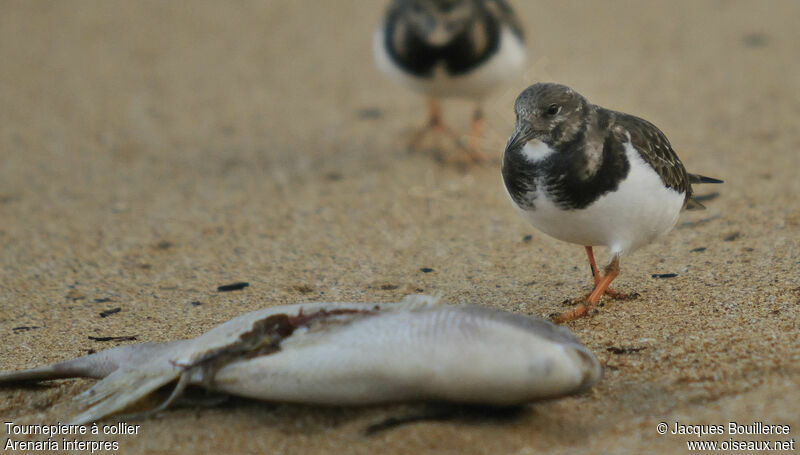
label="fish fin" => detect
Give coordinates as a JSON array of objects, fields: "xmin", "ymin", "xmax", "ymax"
[
  {"xmin": 70, "ymin": 366, "xmax": 182, "ymax": 424},
  {"xmin": 0, "ymin": 363, "xmax": 89, "ymax": 383},
  {"xmin": 0, "ymin": 343, "xmax": 175, "ymax": 383}
]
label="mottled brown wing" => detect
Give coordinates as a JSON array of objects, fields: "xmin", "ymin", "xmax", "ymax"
[
  {"xmin": 483, "ymin": 0, "xmax": 525, "ymax": 39},
  {"xmin": 612, "ymin": 112, "xmax": 693, "ymax": 204}
]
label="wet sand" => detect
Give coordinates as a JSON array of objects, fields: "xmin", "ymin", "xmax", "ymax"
[{"xmin": 1, "ymin": 1, "xmax": 798, "ymax": 453}]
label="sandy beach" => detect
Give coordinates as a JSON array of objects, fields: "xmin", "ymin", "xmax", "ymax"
[{"xmin": 1, "ymin": 1, "xmax": 799, "ymax": 453}]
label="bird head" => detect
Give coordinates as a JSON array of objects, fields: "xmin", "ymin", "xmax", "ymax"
[
  {"xmin": 506, "ymin": 82, "xmax": 589, "ymax": 153},
  {"xmin": 398, "ymin": 0, "xmax": 477, "ymax": 46}
]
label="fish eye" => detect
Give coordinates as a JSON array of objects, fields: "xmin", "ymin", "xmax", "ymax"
[{"xmin": 545, "ymin": 104, "xmax": 561, "ymax": 116}]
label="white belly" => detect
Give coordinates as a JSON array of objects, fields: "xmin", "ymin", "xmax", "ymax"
[
  {"xmin": 511, "ymin": 141, "xmax": 685, "ymax": 255},
  {"xmin": 372, "ymin": 26, "xmax": 526, "ymax": 99}
]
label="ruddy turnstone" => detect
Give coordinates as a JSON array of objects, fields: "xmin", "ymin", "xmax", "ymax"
[
  {"xmin": 373, "ymin": 0, "xmax": 527, "ymax": 162},
  {"xmin": 501, "ymin": 83, "xmax": 722, "ymax": 323}
]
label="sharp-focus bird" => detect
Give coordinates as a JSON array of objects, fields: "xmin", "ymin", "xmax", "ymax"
[{"xmin": 501, "ymin": 83, "xmax": 722, "ymax": 322}]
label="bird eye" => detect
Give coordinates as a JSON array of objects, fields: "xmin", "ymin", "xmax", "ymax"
[{"xmin": 545, "ymin": 104, "xmax": 560, "ymax": 116}]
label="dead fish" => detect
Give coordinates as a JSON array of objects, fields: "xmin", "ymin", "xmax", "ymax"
[{"xmin": 0, "ymin": 295, "xmax": 601, "ymax": 424}]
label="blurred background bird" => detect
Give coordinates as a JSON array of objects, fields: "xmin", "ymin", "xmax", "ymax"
[{"xmin": 374, "ymin": 0, "xmax": 526, "ymax": 165}]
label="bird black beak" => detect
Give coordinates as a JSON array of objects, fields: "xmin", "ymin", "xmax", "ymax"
[{"xmin": 504, "ymin": 121, "xmax": 534, "ymax": 155}]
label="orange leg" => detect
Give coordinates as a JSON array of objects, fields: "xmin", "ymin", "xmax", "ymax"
[
  {"xmin": 584, "ymin": 246, "xmax": 629, "ymax": 299},
  {"xmin": 409, "ymin": 98, "xmax": 464, "ymax": 153},
  {"xmin": 585, "ymin": 246, "xmax": 601, "ymax": 285},
  {"xmin": 429, "ymin": 97, "xmax": 443, "ymax": 130},
  {"xmin": 553, "ymin": 255, "xmax": 622, "ymax": 324},
  {"xmin": 464, "ymin": 107, "xmax": 489, "ymax": 163}
]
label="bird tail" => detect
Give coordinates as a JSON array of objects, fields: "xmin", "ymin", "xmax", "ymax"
[
  {"xmin": 685, "ymin": 173, "xmax": 722, "ymax": 210},
  {"xmin": 688, "ymin": 173, "xmax": 723, "ymax": 184},
  {"xmin": 684, "ymin": 198, "xmax": 707, "ymax": 210}
]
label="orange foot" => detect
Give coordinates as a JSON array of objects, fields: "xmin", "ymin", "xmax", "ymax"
[
  {"xmin": 551, "ymin": 303, "xmax": 593, "ymax": 324},
  {"xmin": 409, "ymin": 97, "xmax": 464, "ymax": 154},
  {"xmin": 410, "ymin": 100, "xmax": 491, "ymax": 168},
  {"xmin": 553, "ymin": 289, "xmax": 639, "ymax": 323},
  {"xmin": 563, "ymin": 288, "xmax": 638, "ymax": 305},
  {"xmin": 462, "ymin": 107, "xmax": 490, "ymax": 165},
  {"xmin": 552, "ymin": 254, "xmax": 634, "ymax": 324},
  {"xmin": 441, "ymin": 146, "xmax": 489, "ymax": 169}
]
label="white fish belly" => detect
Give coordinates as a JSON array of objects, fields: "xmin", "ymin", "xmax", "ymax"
[
  {"xmin": 372, "ymin": 26, "xmax": 526, "ymax": 99},
  {"xmin": 211, "ymin": 306, "xmax": 597, "ymax": 405},
  {"xmin": 514, "ymin": 142, "xmax": 685, "ymax": 255}
]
